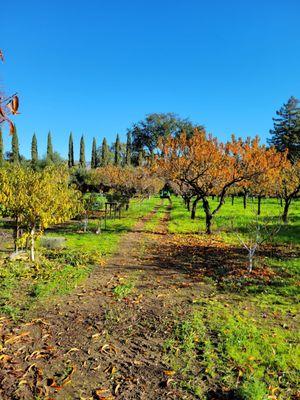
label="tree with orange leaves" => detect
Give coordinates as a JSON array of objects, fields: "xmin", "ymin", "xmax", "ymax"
[
  {"xmin": 0, "ymin": 50, "xmax": 19, "ymax": 134},
  {"xmin": 250, "ymin": 153, "xmax": 285, "ymax": 215},
  {"xmin": 277, "ymin": 159, "xmax": 300, "ymax": 223},
  {"xmin": 158, "ymin": 130, "xmax": 283, "ymax": 234},
  {"xmin": 89, "ymin": 165, "xmax": 163, "ymax": 208}
]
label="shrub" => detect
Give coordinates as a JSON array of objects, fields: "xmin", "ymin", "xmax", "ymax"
[{"xmin": 40, "ymin": 236, "xmax": 66, "ymax": 250}]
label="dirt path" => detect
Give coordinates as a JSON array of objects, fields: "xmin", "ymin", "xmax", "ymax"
[{"xmin": 0, "ymin": 203, "xmax": 210, "ymax": 400}]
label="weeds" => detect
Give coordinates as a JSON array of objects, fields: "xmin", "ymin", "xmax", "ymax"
[{"xmin": 163, "ymin": 300, "xmax": 299, "ymax": 399}]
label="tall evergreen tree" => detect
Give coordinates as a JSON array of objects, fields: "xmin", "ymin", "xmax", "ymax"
[
  {"xmin": 114, "ymin": 134, "xmax": 121, "ymax": 165},
  {"xmin": 268, "ymin": 96, "xmax": 300, "ymax": 162},
  {"xmin": 79, "ymin": 135, "xmax": 86, "ymax": 168},
  {"xmin": 31, "ymin": 133, "xmax": 38, "ymax": 169},
  {"xmin": 68, "ymin": 132, "xmax": 74, "ymax": 168},
  {"xmin": 11, "ymin": 129, "xmax": 19, "ymax": 164},
  {"xmin": 46, "ymin": 131, "xmax": 54, "ymax": 162},
  {"xmin": 0, "ymin": 128, "xmax": 4, "ymax": 166},
  {"xmin": 91, "ymin": 137, "xmax": 97, "ymax": 168},
  {"xmin": 125, "ymin": 131, "xmax": 131, "ymax": 166},
  {"xmin": 101, "ymin": 137, "xmax": 109, "ymax": 166}
]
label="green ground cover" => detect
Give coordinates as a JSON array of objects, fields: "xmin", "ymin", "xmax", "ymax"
[
  {"xmin": 0, "ymin": 196, "xmax": 161, "ymax": 319},
  {"xmin": 164, "ymin": 196, "xmax": 300, "ymax": 399}
]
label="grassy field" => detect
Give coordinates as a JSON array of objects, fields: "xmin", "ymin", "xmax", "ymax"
[
  {"xmin": 0, "ymin": 195, "xmax": 299, "ymax": 399},
  {"xmin": 0, "ymin": 196, "xmax": 161, "ymax": 319},
  {"xmin": 163, "ymin": 196, "xmax": 300, "ymax": 399},
  {"xmin": 168, "ymin": 196, "xmax": 300, "ymax": 244}
]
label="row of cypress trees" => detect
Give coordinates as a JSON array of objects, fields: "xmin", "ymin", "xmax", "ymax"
[
  {"xmin": 69, "ymin": 132, "xmax": 132, "ymax": 168},
  {"xmin": 0, "ymin": 129, "xmax": 133, "ymax": 169}
]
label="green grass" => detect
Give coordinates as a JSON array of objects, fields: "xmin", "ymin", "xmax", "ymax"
[
  {"xmin": 168, "ymin": 196, "xmax": 300, "ymax": 246},
  {"xmin": 113, "ymin": 281, "xmax": 135, "ymax": 300},
  {"xmin": 0, "ymin": 250, "xmax": 99, "ymax": 319},
  {"xmin": 165, "ymin": 196, "xmax": 300, "ymax": 399},
  {"xmin": 143, "ymin": 199, "xmax": 170, "ymax": 232},
  {"xmin": 44, "ymin": 196, "xmax": 162, "ymax": 254},
  {"xmin": 164, "ymin": 299, "xmax": 300, "ymax": 400}
]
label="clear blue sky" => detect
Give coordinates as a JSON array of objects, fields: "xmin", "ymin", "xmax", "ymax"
[{"xmin": 2, "ymin": 0, "xmax": 300, "ymax": 159}]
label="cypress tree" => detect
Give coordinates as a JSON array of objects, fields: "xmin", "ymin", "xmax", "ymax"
[
  {"xmin": 79, "ymin": 135, "xmax": 86, "ymax": 168},
  {"xmin": 91, "ymin": 137, "xmax": 97, "ymax": 168},
  {"xmin": 0, "ymin": 128, "xmax": 4, "ymax": 166},
  {"xmin": 47, "ymin": 131, "xmax": 54, "ymax": 162},
  {"xmin": 268, "ymin": 96, "xmax": 300, "ymax": 162},
  {"xmin": 31, "ymin": 133, "xmax": 38, "ymax": 169},
  {"xmin": 101, "ymin": 137, "xmax": 109, "ymax": 166},
  {"xmin": 114, "ymin": 134, "xmax": 121, "ymax": 165},
  {"xmin": 11, "ymin": 129, "xmax": 19, "ymax": 164},
  {"xmin": 68, "ymin": 132, "xmax": 74, "ymax": 168},
  {"xmin": 125, "ymin": 131, "xmax": 131, "ymax": 166}
]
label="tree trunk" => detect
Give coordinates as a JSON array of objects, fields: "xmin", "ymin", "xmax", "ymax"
[
  {"xmin": 186, "ymin": 197, "xmax": 191, "ymax": 212},
  {"xmin": 202, "ymin": 198, "xmax": 213, "ymax": 234},
  {"xmin": 248, "ymin": 247, "xmax": 257, "ymax": 273},
  {"xmin": 231, "ymin": 195, "xmax": 234, "ymax": 205},
  {"xmin": 243, "ymin": 192, "xmax": 247, "ymax": 209},
  {"xmin": 13, "ymin": 216, "xmax": 20, "ymax": 252},
  {"xmin": 125, "ymin": 202, "xmax": 129, "ymax": 211},
  {"xmin": 257, "ymin": 196, "xmax": 262, "ymax": 215},
  {"xmin": 282, "ymin": 198, "xmax": 291, "ymax": 223},
  {"xmin": 205, "ymin": 214, "xmax": 212, "ymax": 234},
  {"xmin": 212, "ymin": 195, "xmax": 215, "ymax": 200},
  {"xmin": 30, "ymin": 227, "xmax": 35, "ymax": 262},
  {"xmin": 191, "ymin": 198, "xmax": 199, "ymax": 220}
]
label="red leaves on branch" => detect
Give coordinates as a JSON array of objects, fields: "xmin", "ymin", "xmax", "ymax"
[{"xmin": 0, "ymin": 50, "xmax": 19, "ymax": 134}]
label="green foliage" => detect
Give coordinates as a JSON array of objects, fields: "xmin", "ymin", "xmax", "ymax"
[
  {"xmin": 46, "ymin": 131, "xmax": 54, "ymax": 163},
  {"xmin": 68, "ymin": 132, "xmax": 74, "ymax": 168},
  {"xmin": 0, "ymin": 250, "xmax": 97, "ymax": 318},
  {"xmin": 39, "ymin": 236, "xmax": 66, "ymax": 250},
  {"xmin": 31, "ymin": 133, "xmax": 38, "ymax": 169},
  {"xmin": 268, "ymin": 96, "xmax": 300, "ymax": 162},
  {"xmin": 11, "ymin": 129, "xmax": 19, "ymax": 164},
  {"xmin": 101, "ymin": 137, "xmax": 110, "ymax": 166},
  {"xmin": 91, "ymin": 137, "xmax": 98, "ymax": 168},
  {"xmin": 113, "ymin": 281, "xmax": 135, "ymax": 300},
  {"xmin": 164, "ymin": 300, "xmax": 299, "ymax": 399},
  {"xmin": 125, "ymin": 130, "xmax": 131, "ymax": 165},
  {"xmin": 79, "ymin": 135, "xmax": 86, "ymax": 168},
  {"xmin": 114, "ymin": 134, "xmax": 121, "ymax": 165},
  {"xmin": 129, "ymin": 112, "xmax": 202, "ymax": 158}
]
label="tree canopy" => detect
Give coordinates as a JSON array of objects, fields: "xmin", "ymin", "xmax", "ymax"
[
  {"xmin": 128, "ymin": 113, "xmax": 203, "ymax": 160},
  {"xmin": 268, "ymin": 96, "xmax": 300, "ymax": 162}
]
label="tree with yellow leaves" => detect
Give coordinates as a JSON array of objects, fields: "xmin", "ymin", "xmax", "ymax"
[{"xmin": 0, "ymin": 165, "xmax": 82, "ymax": 260}]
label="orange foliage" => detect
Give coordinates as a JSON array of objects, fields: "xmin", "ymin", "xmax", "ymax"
[
  {"xmin": 0, "ymin": 50, "xmax": 19, "ymax": 134},
  {"xmin": 157, "ymin": 130, "xmax": 285, "ymax": 233}
]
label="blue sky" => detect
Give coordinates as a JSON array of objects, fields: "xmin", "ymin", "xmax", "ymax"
[{"xmin": 1, "ymin": 0, "xmax": 300, "ymax": 159}]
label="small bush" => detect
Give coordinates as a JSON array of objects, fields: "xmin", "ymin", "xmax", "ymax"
[
  {"xmin": 40, "ymin": 236, "xmax": 66, "ymax": 250},
  {"xmin": 43, "ymin": 249, "xmax": 101, "ymax": 267},
  {"xmin": 113, "ymin": 282, "xmax": 135, "ymax": 300}
]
